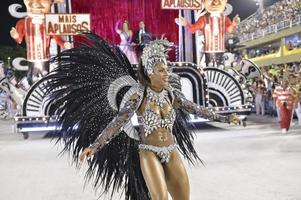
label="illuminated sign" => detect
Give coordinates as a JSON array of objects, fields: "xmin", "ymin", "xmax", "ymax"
[
  {"xmin": 161, "ymin": 0, "xmax": 203, "ymax": 10},
  {"xmin": 45, "ymin": 14, "xmax": 91, "ymax": 35}
]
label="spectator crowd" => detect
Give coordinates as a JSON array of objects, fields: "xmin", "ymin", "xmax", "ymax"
[{"xmin": 237, "ymin": 0, "xmax": 301, "ymax": 41}]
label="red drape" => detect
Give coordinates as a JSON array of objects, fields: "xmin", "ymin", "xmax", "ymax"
[{"xmin": 72, "ymin": 0, "xmax": 179, "ymax": 60}]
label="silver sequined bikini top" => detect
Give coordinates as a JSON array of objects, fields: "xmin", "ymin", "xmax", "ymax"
[{"xmin": 138, "ymin": 87, "xmax": 176, "ymax": 137}]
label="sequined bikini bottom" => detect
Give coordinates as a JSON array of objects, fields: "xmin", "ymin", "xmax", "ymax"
[{"xmin": 139, "ymin": 144, "xmax": 177, "ymax": 163}]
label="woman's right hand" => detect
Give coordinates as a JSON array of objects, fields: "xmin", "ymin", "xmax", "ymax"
[
  {"xmin": 79, "ymin": 147, "xmax": 96, "ymax": 162},
  {"xmin": 115, "ymin": 20, "xmax": 122, "ymax": 34}
]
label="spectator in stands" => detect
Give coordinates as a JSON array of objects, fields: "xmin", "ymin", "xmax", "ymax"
[
  {"xmin": 291, "ymin": 62, "xmax": 298, "ymax": 71},
  {"xmin": 294, "ymin": 81, "xmax": 301, "ymax": 125},
  {"xmin": 265, "ymin": 78, "xmax": 275, "ymax": 115},
  {"xmin": 255, "ymin": 79, "xmax": 266, "ymax": 115},
  {"xmin": 287, "ymin": 41, "xmax": 294, "ymax": 50}
]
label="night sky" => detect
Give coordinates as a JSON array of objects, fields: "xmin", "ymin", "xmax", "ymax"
[
  {"xmin": 0, "ymin": 0, "xmax": 281, "ymax": 46},
  {"xmin": 0, "ymin": 0, "xmax": 25, "ymax": 46}
]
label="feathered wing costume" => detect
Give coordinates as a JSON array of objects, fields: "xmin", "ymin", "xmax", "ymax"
[{"xmin": 43, "ymin": 33, "xmax": 200, "ymax": 200}]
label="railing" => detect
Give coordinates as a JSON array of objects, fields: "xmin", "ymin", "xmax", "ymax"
[{"xmin": 239, "ymin": 14, "xmax": 301, "ymax": 43}]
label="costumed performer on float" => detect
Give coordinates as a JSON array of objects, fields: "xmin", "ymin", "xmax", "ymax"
[
  {"xmin": 133, "ymin": 21, "xmax": 153, "ymax": 57},
  {"xmin": 41, "ymin": 33, "xmax": 243, "ymax": 200},
  {"xmin": 10, "ymin": 0, "xmax": 71, "ymax": 84},
  {"xmin": 177, "ymin": 0, "xmax": 240, "ymax": 68},
  {"xmin": 115, "ymin": 19, "xmax": 138, "ymax": 64}
]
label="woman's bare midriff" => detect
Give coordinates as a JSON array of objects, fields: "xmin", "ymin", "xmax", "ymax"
[{"xmin": 140, "ymin": 128, "xmax": 175, "ymax": 147}]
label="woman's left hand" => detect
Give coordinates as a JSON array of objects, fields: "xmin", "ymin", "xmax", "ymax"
[{"xmin": 80, "ymin": 147, "xmax": 96, "ymax": 162}]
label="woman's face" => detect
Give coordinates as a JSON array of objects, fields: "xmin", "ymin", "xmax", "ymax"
[
  {"xmin": 149, "ymin": 62, "xmax": 169, "ymax": 89},
  {"xmin": 122, "ymin": 22, "xmax": 129, "ymax": 32}
]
